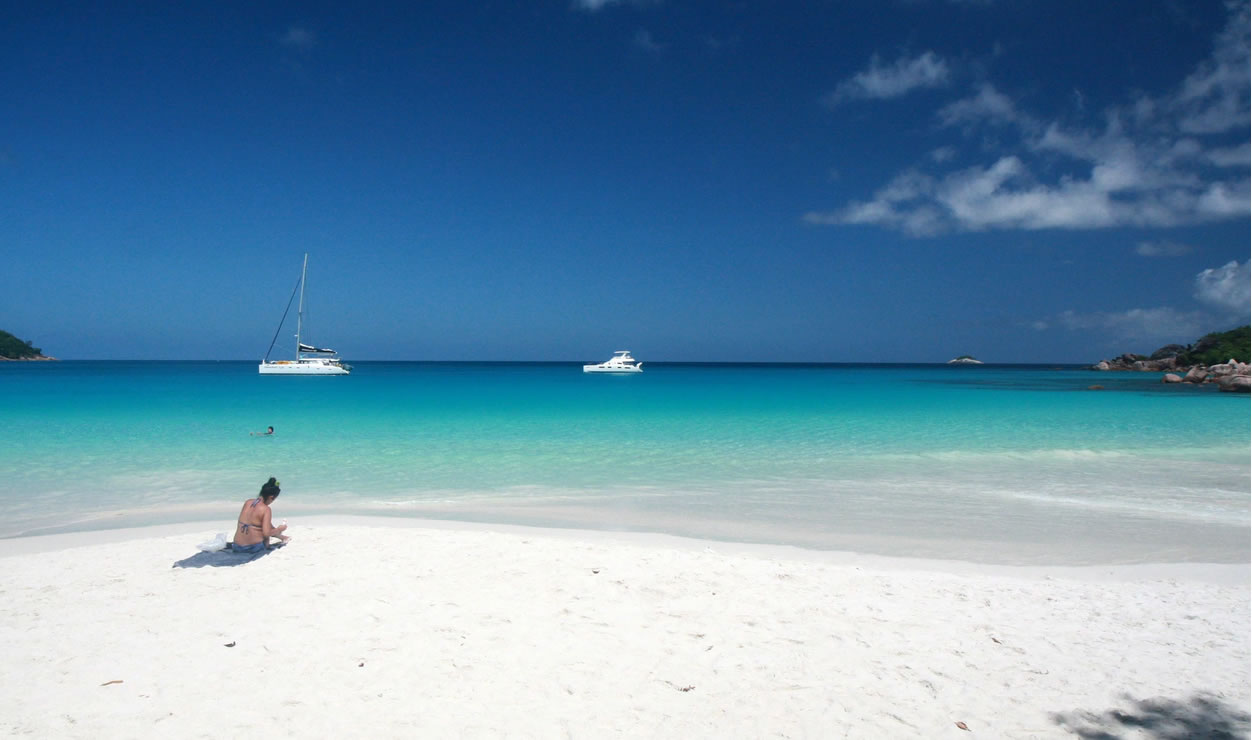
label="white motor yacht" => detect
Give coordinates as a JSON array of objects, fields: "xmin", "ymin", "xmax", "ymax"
[{"xmin": 583, "ymin": 350, "xmax": 643, "ymax": 373}]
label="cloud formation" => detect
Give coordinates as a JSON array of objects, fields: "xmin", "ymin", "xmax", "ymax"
[
  {"xmin": 280, "ymin": 26, "xmax": 317, "ymax": 50},
  {"xmin": 1194, "ymin": 260, "xmax": 1251, "ymax": 313},
  {"xmin": 1135, "ymin": 241, "xmax": 1193, "ymax": 257},
  {"xmin": 937, "ymin": 83, "xmax": 1018, "ymax": 127},
  {"xmin": 1038, "ymin": 260, "xmax": 1249, "ymax": 346},
  {"xmin": 808, "ymin": 1, "xmax": 1251, "ymax": 235},
  {"xmin": 573, "ymin": 0, "xmax": 652, "ymax": 10},
  {"xmin": 633, "ymin": 28, "xmax": 662, "ymax": 54},
  {"xmin": 824, "ymin": 52, "xmax": 950, "ymax": 104},
  {"xmin": 1054, "ymin": 307, "xmax": 1210, "ymax": 343}
]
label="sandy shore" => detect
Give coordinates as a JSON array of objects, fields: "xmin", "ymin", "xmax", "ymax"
[{"xmin": 1, "ymin": 517, "xmax": 1248, "ymax": 738}]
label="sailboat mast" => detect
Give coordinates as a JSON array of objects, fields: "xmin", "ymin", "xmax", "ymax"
[{"xmin": 296, "ymin": 253, "xmax": 308, "ymax": 357}]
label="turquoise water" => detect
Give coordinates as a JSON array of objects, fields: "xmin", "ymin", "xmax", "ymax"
[{"xmin": 1, "ymin": 361, "xmax": 1247, "ymax": 563}]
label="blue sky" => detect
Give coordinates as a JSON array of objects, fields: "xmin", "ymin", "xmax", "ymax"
[{"xmin": 3, "ymin": 0, "xmax": 1248, "ymax": 362}]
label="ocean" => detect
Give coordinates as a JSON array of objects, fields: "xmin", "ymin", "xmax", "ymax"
[{"xmin": 1, "ymin": 361, "xmax": 1247, "ymax": 564}]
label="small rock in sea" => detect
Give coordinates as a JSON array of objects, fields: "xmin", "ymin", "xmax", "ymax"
[
  {"xmin": 1087, "ymin": 385, "xmax": 1104, "ymax": 390},
  {"xmin": 1162, "ymin": 374, "xmax": 1182, "ymax": 384}
]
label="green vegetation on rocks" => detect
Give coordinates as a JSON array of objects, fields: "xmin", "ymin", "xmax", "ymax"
[
  {"xmin": 0, "ymin": 330, "xmax": 45, "ymax": 359},
  {"xmin": 1095, "ymin": 325, "xmax": 1249, "ymax": 372},
  {"xmin": 1176, "ymin": 326, "xmax": 1249, "ymax": 366}
]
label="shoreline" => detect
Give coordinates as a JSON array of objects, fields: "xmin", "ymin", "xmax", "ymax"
[
  {"xmin": 0, "ymin": 518, "xmax": 1247, "ymax": 737},
  {"xmin": 3, "ymin": 505, "xmax": 1249, "ymax": 569},
  {"xmin": 2, "ymin": 516, "xmax": 1248, "ymax": 584}
]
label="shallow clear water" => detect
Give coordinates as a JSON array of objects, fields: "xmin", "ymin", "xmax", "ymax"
[{"xmin": 1, "ymin": 361, "xmax": 1247, "ymax": 563}]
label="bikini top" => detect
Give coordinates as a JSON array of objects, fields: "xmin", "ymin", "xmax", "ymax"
[{"xmin": 238, "ymin": 497, "xmax": 263, "ymax": 532}]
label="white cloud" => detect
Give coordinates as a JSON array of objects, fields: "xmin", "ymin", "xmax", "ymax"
[
  {"xmin": 805, "ymin": 169, "xmax": 949, "ymax": 236},
  {"xmin": 1135, "ymin": 241, "xmax": 1193, "ymax": 257},
  {"xmin": 1055, "ymin": 307, "xmax": 1210, "ymax": 342},
  {"xmin": 573, "ymin": 0, "xmax": 656, "ymax": 10},
  {"xmin": 702, "ymin": 35, "xmax": 739, "ymax": 53},
  {"xmin": 1195, "ymin": 180, "xmax": 1252, "ymax": 217},
  {"xmin": 807, "ymin": 154, "xmax": 1210, "ymax": 234},
  {"xmin": 825, "ymin": 52, "xmax": 950, "ymax": 104},
  {"xmin": 1206, "ymin": 142, "xmax": 1251, "ymax": 167},
  {"xmin": 633, "ymin": 28, "xmax": 662, "ymax": 54},
  {"xmin": 1194, "ymin": 260, "xmax": 1251, "ymax": 313},
  {"xmin": 280, "ymin": 26, "xmax": 317, "ymax": 50},
  {"xmin": 809, "ymin": 1, "xmax": 1251, "ymax": 235},
  {"xmin": 1038, "ymin": 261, "xmax": 1250, "ymax": 346},
  {"xmin": 1175, "ymin": 0, "xmax": 1250, "ymax": 134},
  {"xmin": 937, "ymin": 84, "xmax": 1019, "ymax": 127}
]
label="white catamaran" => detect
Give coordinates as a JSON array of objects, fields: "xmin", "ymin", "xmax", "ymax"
[{"xmin": 259, "ymin": 254, "xmax": 351, "ymax": 376}]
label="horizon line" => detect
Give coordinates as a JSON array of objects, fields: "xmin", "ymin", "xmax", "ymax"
[{"xmin": 8, "ymin": 358, "xmax": 1096, "ymax": 366}]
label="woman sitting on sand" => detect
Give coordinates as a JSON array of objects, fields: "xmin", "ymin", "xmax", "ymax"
[{"xmin": 232, "ymin": 477, "xmax": 289, "ymax": 553}]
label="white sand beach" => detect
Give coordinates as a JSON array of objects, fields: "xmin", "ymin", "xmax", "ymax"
[{"xmin": 1, "ymin": 517, "xmax": 1248, "ymax": 738}]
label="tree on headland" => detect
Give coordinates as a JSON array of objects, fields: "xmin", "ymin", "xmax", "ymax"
[
  {"xmin": 0, "ymin": 330, "xmax": 45, "ymax": 359},
  {"xmin": 1097, "ymin": 326, "xmax": 1248, "ymax": 370},
  {"xmin": 1176, "ymin": 326, "xmax": 1249, "ymax": 366}
]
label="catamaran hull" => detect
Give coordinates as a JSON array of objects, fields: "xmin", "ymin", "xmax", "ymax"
[{"xmin": 259, "ymin": 361, "xmax": 350, "ymax": 375}]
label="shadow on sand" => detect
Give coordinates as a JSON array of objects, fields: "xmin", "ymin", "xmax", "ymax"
[
  {"xmin": 172, "ymin": 544, "xmax": 284, "ymax": 569},
  {"xmin": 1052, "ymin": 693, "xmax": 1250, "ymax": 740}
]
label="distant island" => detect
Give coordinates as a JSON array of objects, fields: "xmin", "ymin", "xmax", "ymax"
[
  {"xmin": 0, "ymin": 330, "xmax": 55, "ymax": 361},
  {"xmin": 1093, "ymin": 325, "xmax": 1249, "ymax": 393},
  {"xmin": 947, "ymin": 355, "xmax": 983, "ymax": 364}
]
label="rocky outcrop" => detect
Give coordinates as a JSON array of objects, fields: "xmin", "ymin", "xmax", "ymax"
[
  {"xmin": 1091, "ymin": 338, "xmax": 1246, "ymax": 393},
  {"xmin": 1183, "ymin": 366, "xmax": 1211, "ymax": 383},
  {"xmin": 1096, "ymin": 353, "xmax": 1149, "ymax": 371},
  {"xmin": 1095, "ymin": 352, "xmax": 1249, "ymax": 391},
  {"xmin": 1217, "ymin": 375, "xmax": 1251, "ymax": 393},
  {"xmin": 1095, "ymin": 353, "xmax": 1186, "ymax": 372},
  {"xmin": 1150, "ymin": 344, "xmax": 1187, "ymax": 361},
  {"xmin": 1176, "ymin": 359, "xmax": 1247, "ymax": 390}
]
